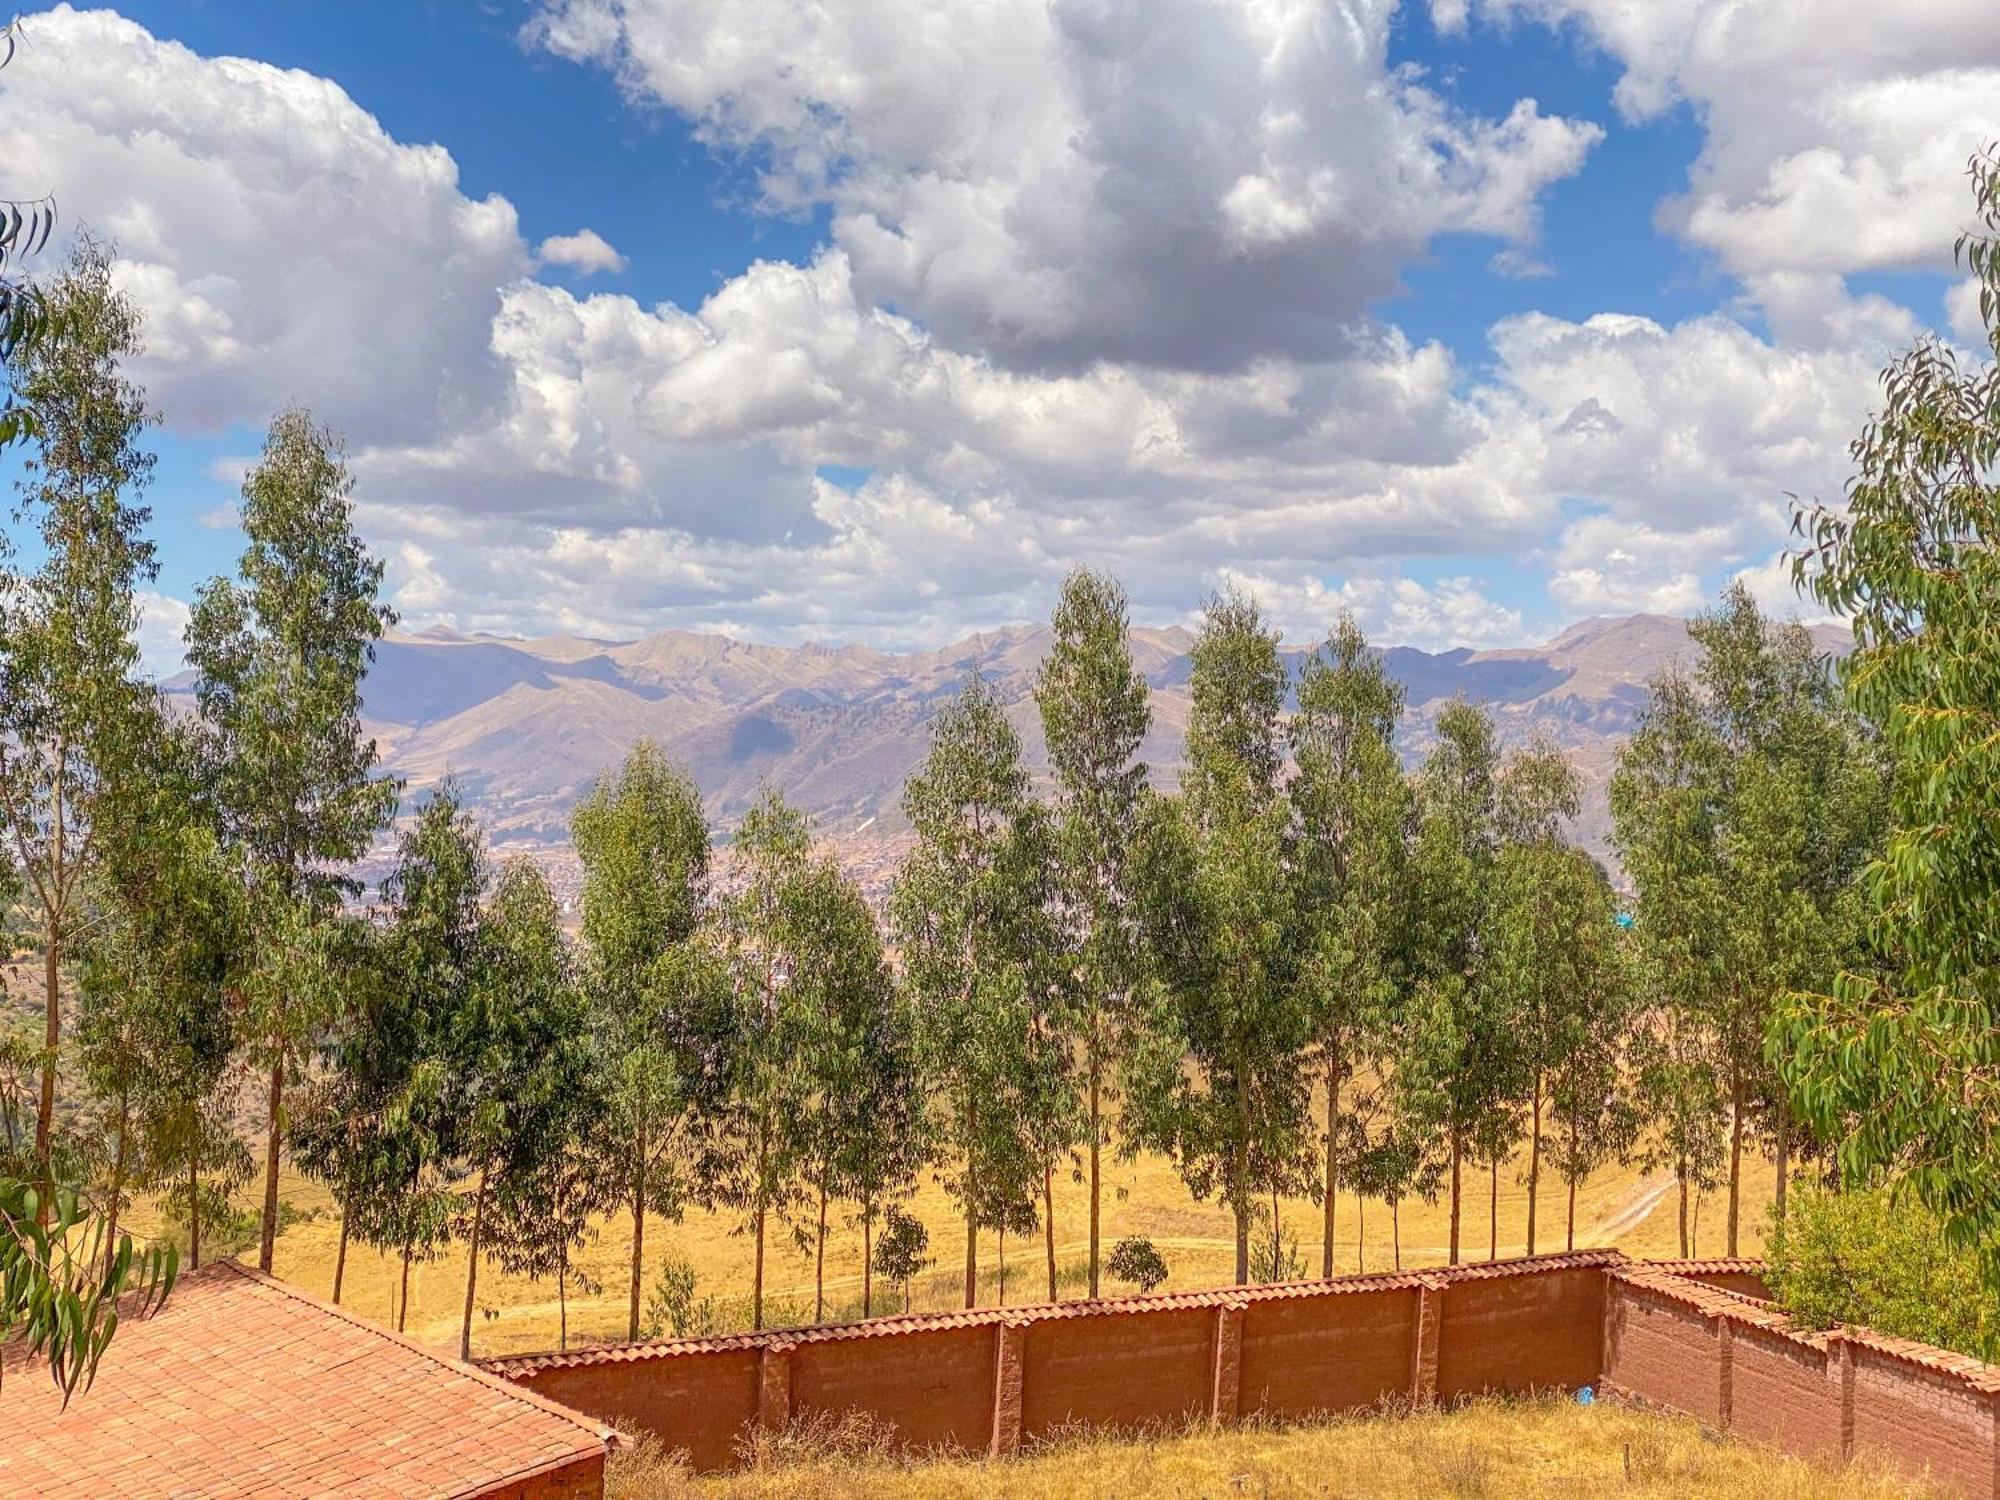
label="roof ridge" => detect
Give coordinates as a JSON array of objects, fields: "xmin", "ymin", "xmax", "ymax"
[{"xmin": 217, "ymin": 1258, "xmax": 619, "ymax": 1450}]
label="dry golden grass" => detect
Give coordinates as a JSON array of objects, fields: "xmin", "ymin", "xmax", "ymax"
[
  {"xmin": 124, "ymin": 1126, "xmax": 1780, "ymax": 1358},
  {"xmin": 601, "ymin": 1396, "xmax": 1935, "ymax": 1500}
]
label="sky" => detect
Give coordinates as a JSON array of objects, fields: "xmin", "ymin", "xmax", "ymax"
[{"xmin": 2, "ymin": 1, "xmax": 1994, "ymax": 673}]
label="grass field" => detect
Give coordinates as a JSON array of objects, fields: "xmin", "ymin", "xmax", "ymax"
[
  {"xmin": 601, "ymin": 1395, "xmax": 1936, "ymax": 1499},
  {"xmin": 132, "ymin": 1123, "xmax": 1781, "ymax": 1358}
]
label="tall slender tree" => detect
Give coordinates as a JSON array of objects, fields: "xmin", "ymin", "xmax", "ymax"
[
  {"xmin": 1288, "ymin": 615, "xmax": 1408, "ymax": 1277},
  {"xmin": 0, "ymin": 237, "xmax": 157, "ymax": 1194},
  {"xmin": 1396, "ymin": 700, "xmax": 1504, "ymax": 1264},
  {"xmin": 715, "ymin": 788, "xmax": 814, "ymax": 1329},
  {"xmin": 187, "ymin": 405, "xmax": 397, "ymax": 1272},
  {"xmin": 455, "ymin": 857, "xmax": 594, "ymax": 1360},
  {"xmin": 571, "ymin": 741, "xmax": 713, "ymax": 1341},
  {"xmin": 896, "ymin": 673, "xmax": 1072, "ymax": 1309},
  {"xmin": 1035, "ymin": 569, "xmax": 1150, "ymax": 1298},
  {"xmin": 1127, "ymin": 590, "xmax": 1313, "ymax": 1285}
]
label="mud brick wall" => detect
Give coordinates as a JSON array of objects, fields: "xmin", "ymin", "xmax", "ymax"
[
  {"xmin": 486, "ymin": 1251, "xmax": 2000, "ymax": 1497},
  {"xmin": 485, "ymin": 1252, "xmax": 1616, "ymax": 1473},
  {"xmin": 1602, "ymin": 1262, "xmax": 2000, "ymax": 1500}
]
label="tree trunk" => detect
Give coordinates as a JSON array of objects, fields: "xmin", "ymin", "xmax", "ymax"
[
  {"xmin": 1677, "ymin": 1168, "xmax": 1689, "ymax": 1258},
  {"xmin": 333, "ymin": 1205, "xmax": 350, "ymax": 1304},
  {"xmin": 1726, "ymin": 1066, "xmax": 1744, "ymax": 1258},
  {"xmin": 460, "ymin": 1159, "xmax": 489, "ymax": 1361},
  {"xmin": 998, "ymin": 1222, "xmax": 1007, "ymax": 1307},
  {"xmin": 398, "ymin": 1242, "xmax": 413, "ymax": 1333},
  {"xmin": 1043, "ymin": 1165, "xmax": 1059, "ymax": 1302},
  {"xmin": 1322, "ymin": 1048, "xmax": 1340, "ymax": 1278},
  {"xmin": 259, "ymin": 1055, "xmax": 284, "ymax": 1273},
  {"xmin": 1088, "ymin": 1065, "xmax": 1102, "ymax": 1298},
  {"xmin": 1233, "ymin": 1201, "xmax": 1250, "ymax": 1286},
  {"xmin": 863, "ymin": 1203, "xmax": 874, "ymax": 1318},
  {"xmin": 628, "ymin": 1121, "xmax": 647, "ymax": 1342},
  {"xmin": 188, "ymin": 1154, "xmax": 201, "ymax": 1272},
  {"xmin": 559, "ymin": 1262, "xmax": 569, "ymax": 1352},
  {"xmin": 1356, "ymin": 1190, "xmax": 1365, "ymax": 1273},
  {"xmin": 963, "ymin": 1202, "xmax": 978, "ymax": 1309},
  {"xmin": 102, "ymin": 1089, "xmax": 130, "ymax": 1281},
  {"xmin": 35, "ymin": 935, "xmax": 58, "ymax": 1202},
  {"xmin": 753, "ymin": 1205, "xmax": 767, "ymax": 1330},
  {"xmin": 1448, "ymin": 1132, "xmax": 1462, "ymax": 1265},
  {"xmin": 814, "ymin": 1176, "xmax": 828, "ymax": 1323},
  {"xmin": 1488, "ymin": 1157, "xmax": 1498, "ymax": 1261},
  {"xmin": 1392, "ymin": 1196, "xmax": 1401, "ymax": 1269},
  {"xmin": 1526, "ymin": 1077, "xmax": 1543, "ymax": 1257},
  {"xmin": 1565, "ymin": 1117, "xmax": 1579, "ymax": 1252},
  {"xmin": 1774, "ymin": 1111, "xmax": 1790, "ymax": 1225},
  {"xmin": 1234, "ymin": 1086, "xmax": 1252, "ymax": 1286}
]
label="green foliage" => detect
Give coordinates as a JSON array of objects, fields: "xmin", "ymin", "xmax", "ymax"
[
  {"xmin": 1107, "ymin": 1234, "xmax": 1168, "ymax": 1293},
  {"xmin": 0, "ymin": 235, "xmax": 159, "ymax": 1185},
  {"xmin": 1126, "ymin": 590, "xmax": 1313, "ymax": 1285},
  {"xmin": 895, "ymin": 672, "xmax": 1067, "ymax": 1304},
  {"xmin": 1034, "ymin": 568, "xmax": 1150, "ymax": 1297},
  {"xmin": 1767, "ymin": 1186, "xmax": 1998, "ymax": 1360},
  {"xmin": 640, "ymin": 1251, "xmax": 719, "ymax": 1341},
  {"xmin": 1289, "ymin": 614, "xmax": 1412, "ymax": 1273},
  {"xmin": 0, "ymin": 1175, "xmax": 174, "ymax": 1404},
  {"xmin": 871, "ymin": 1205, "xmax": 931, "ymax": 1312},
  {"xmin": 1776, "ymin": 149, "xmax": 2000, "ymax": 1282},
  {"xmin": 187, "ymin": 402, "xmax": 397, "ymax": 1271},
  {"xmin": 572, "ymin": 741, "xmax": 713, "ymax": 1340}
]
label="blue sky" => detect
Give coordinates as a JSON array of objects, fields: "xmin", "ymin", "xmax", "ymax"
[{"xmin": 3, "ymin": 2, "xmax": 1993, "ymax": 667}]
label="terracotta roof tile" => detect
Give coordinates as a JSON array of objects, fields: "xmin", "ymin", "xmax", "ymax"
[
  {"xmin": 481, "ymin": 1248, "xmax": 1631, "ymax": 1379},
  {"xmin": 1, "ymin": 1260, "xmax": 616, "ymax": 1499}
]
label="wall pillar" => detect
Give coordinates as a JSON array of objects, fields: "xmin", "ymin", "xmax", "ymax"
[
  {"xmin": 757, "ymin": 1343, "xmax": 794, "ymax": 1435},
  {"xmin": 1210, "ymin": 1303, "xmax": 1245, "ymax": 1424},
  {"xmin": 990, "ymin": 1321, "xmax": 1026, "ymax": 1458},
  {"xmin": 1715, "ymin": 1317, "xmax": 1734, "ymax": 1431},
  {"xmin": 1411, "ymin": 1278, "xmax": 1444, "ymax": 1408},
  {"xmin": 1834, "ymin": 1334, "xmax": 1856, "ymax": 1464}
]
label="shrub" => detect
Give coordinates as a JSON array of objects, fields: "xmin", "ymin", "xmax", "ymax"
[
  {"xmin": 1766, "ymin": 1185, "xmax": 2000, "ymax": 1359},
  {"xmin": 1107, "ymin": 1234, "xmax": 1169, "ymax": 1293},
  {"xmin": 871, "ymin": 1206, "xmax": 931, "ymax": 1312},
  {"xmin": 641, "ymin": 1251, "xmax": 719, "ymax": 1340}
]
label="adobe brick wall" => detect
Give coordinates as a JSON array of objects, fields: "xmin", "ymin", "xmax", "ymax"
[
  {"xmin": 467, "ymin": 1451, "xmax": 606, "ymax": 1500},
  {"xmin": 1602, "ymin": 1262, "xmax": 2000, "ymax": 1500},
  {"xmin": 485, "ymin": 1252, "xmax": 1619, "ymax": 1473},
  {"xmin": 485, "ymin": 1251, "xmax": 2000, "ymax": 1497}
]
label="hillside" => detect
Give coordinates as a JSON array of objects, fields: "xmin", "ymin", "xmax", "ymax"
[{"xmin": 186, "ymin": 611, "xmax": 1847, "ymax": 897}]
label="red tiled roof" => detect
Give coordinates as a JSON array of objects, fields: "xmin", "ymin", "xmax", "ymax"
[
  {"xmin": 1, "ymin": 1260, "xmax": 617, "ymax": 1499},
  {"xmin": 481, "ymin": 1248, "xmax": 1629, "ymax": 1378}
]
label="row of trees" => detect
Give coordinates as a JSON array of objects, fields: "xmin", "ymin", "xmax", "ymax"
[{"xmin": 0, "ymin": 235, "xmax": 1898, "ymax": 1364}]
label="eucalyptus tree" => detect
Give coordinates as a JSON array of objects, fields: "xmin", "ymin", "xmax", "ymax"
[
  {"xmin": 366, "ymin": 782, "xmax": 487, "ymax": 1328},
  {"xmin": 571, "ymin": 741, "xmax": 714, "ymax": 1341},
  {"xmin": 895, "ymin": 673, "xmax": 1072, "ymax": 1308},
  {"xmin": 1288, "ymin": 614, "xmax": 1408, "ymax": 1277},
  {"xmin": 1775, "ymin": 148, "xmax": 2000, "ymax": 1278},
  {"xmin": 456, "ymin": 857, "xmax": 594, "ymax": 1360},
  {"xmin": 1484, "ymin": 742, "xmax": 1627, "ymax": 1254},
  {"xmin": 1395, "ymin": 699, "xmax": 1503, "ymax": 1264},
  {"xmin": 1034, "ymin": 568, "xmax": 1150, "ymax": 1297},
  {"xmin": 1614, "ymin": 588, "xmax": 1884, "ymax": 1254},
  {"xmin": 714, "ymin": 788, "xmax": 815, "ymax": 1329},
  {"xmin": 0, "ymin": 237, "xmax": 158, "ymax": 1191},
  {"xmin": 784, "ymin": 856, "xmax": 903, "ymax": 1322},
  {"xmin": 187, "ymin": 405, "xmax": 397, "ymax": 1273},
  {"xmin": 1127, "ymin": 590, "xmax": 1313, "ymax": 1286},
  {"xmin": 73, "ymin": 710, "xmax": 242, "ymax": 1275}
]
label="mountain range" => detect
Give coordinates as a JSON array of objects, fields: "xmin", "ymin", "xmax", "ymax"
[{"xmin": 228, "ymin": 611, "xmax": 1845, "ymax": 900}]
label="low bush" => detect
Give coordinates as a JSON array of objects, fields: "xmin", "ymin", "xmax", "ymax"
[{"xmin": 1765, "ymin": 1185, "xmax": 2000, "ymax": 1359}]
